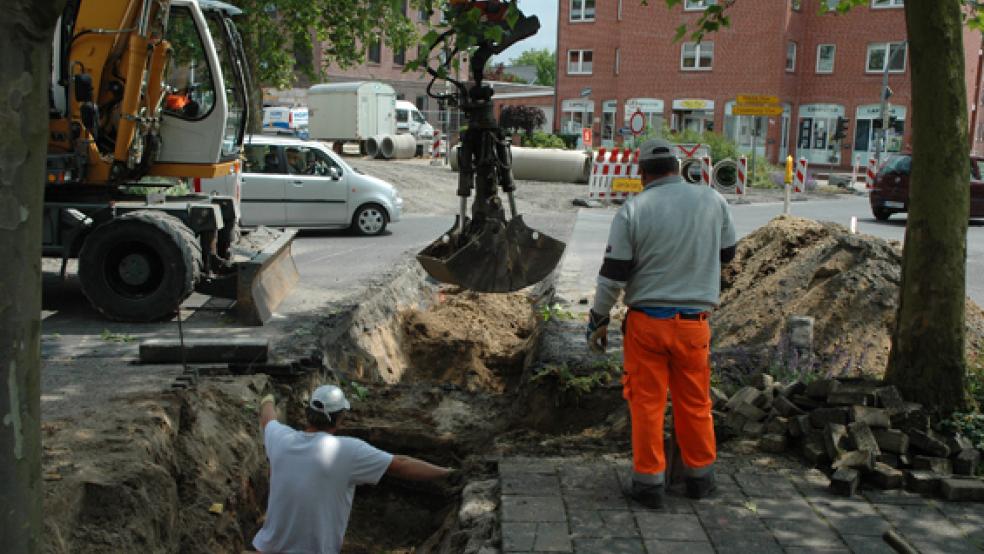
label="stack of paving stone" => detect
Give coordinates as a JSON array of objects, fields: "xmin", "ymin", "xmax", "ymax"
[{"xmin": 711, "ymin": 375, "xmax": 984, "ymax": 501}]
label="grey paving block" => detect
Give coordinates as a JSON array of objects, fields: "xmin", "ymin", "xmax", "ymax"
[
  {"xmin": 565, "ymin": 490, "xmax": 630, "ymax": 510},
  {"xmin": 500, "ymin": 457, "xmax": 561, "ymax": 475},
  {"xmin": 502, "ymin": 471, "xmax": 562, "ymax": 496},
  {"xmin": 904, "ymin": 535, "xmax": 983, "ymax": 554},
  {"xmin": 809, "ymin": 498, "xmax": 880, "ymax": 518},
  {"xmin": 862, "ymin": 488, "xmax": 929, "ymax": 505},
  {"xmin": 733, "ymin": 473, "xmax": 800, "ymax": 498},
  {"xmin": 634, "ymin": 513, "xmax": 704, "ymax": 541},
  {"xmin": 559, "ymin": 462, "xmax": 621, "ymax": 495},
  {"xmin": 745, "ymin": 497, "xmax": 816, "ymax": 519},
  {"xmin": 705, "ymin": 529, "xmax": 784, "ymax": 554},
  {"xmin": 643, "ymin": 539, "xmax": 715, "ymax": 554},
  {"xmin": 783, "ymin": 548, "xmax": 850, "ymax": 554},
  {"xmin": 502, "ymin": 496, "xmax": 567, "ymax": 522},
  {"xmin": 824, "ymin": 514, "xmax": 893, "ymax": 537},
  {"xmin": 568, "ymin": 510, "xmax": 638, "ymax": 539},
  {"xmin": 761, "ymin": 517, "xmax": 845, "ymax": 548},
  {"xmin": 502, "ymin": 521, "xmax": 537, "ymax": 552},
  {"xmin": 840, "ymin": 534, "xmax": 899, "ymax": 554},
  {"xmin": 572, "ymin": 537, "xmax": 646, "ymax": 553},
  {"xmin": 534, "ymin": 522, "xmax": 573, "ymax": 553},
  {"xmin": 696, "ymin": 503, "xmax": 767, "ymax": 531}
]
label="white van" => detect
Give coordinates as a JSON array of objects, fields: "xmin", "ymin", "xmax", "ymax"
[
  {"xmin": 395, "ymin": 100, "xmax": 434, "ymax": 141},
  {"xmin": 262, "ymin": 106, "xmax": 310, "ymax": 139}
]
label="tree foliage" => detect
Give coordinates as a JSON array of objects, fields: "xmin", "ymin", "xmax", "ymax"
[
  {"xmin": 500, "ymin": 105, "xmax": 547, "ymax": 136},
  {"xmin": 512, "ymin": 48, "xmax": 556, "ymax": 86}
]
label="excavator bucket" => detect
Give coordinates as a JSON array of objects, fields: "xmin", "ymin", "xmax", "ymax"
[
  {"xmin": 417, "ymin": 216, "xmax": 565, "ymax": 292},
  {"xmin": 200, "ymin": 228, "xmax": 299, "ymax": 325}
]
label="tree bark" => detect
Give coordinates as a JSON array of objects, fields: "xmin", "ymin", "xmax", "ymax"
[
  {"xmin": 886, "ymin": 1, "xmax": 970, "ymax": 412},
  {"xmin": 0, "ymin": 1, "xmax": 64, "ymax": 551}
]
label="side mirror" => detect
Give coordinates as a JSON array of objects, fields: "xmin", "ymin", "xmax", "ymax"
[{"xmin": 329, "ymin": 166, "xmax": 341, "ymax": 180}]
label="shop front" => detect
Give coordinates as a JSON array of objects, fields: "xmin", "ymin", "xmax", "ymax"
[
  {"xmin": 796, "ymin": 103, "xmax": 845, "ymax": 166},
  {"xmin": 723, "ymin": 100, "xmax": 767, "ymax": 159},
  {"xmin": 601, "ymin": 100, "xmax": 617, "ymax": 147},
  {"xmin": 671, "ymin": 99, "xmax": 715, "ymax": 133},
  {"xmin": 625, "ymin": 98, "xmax": 665, "ymax": 136},
  {"xmin": 853, "ymin": 104, "xmax": 907, "ymax": 163},
  {"xmin": 560, "ymin": 98, "xmax": 595, "ymax": 136}
]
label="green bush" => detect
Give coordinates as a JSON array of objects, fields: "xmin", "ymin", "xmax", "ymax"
[{"xmin": 522, "ymin": 131, "xmax": 568, "ymax": 149}]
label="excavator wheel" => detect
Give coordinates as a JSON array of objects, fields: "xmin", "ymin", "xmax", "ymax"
[{"xmin": 78, "ymin": 210, "xmax": 203, "ymax": 322}]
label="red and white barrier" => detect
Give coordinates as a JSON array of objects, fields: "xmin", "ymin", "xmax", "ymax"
[
  {"xmin": 737, "ymin": 156, "xmax": 748, "ymax": 195},
  {"xmin": 793, "ymin": 157, "xmax": 808, "ymax": 193},
  {"xmin": 701, "ymin": 156, "xmax": 712, "ymax": 187},
  {"xmin": 865, "ymin": 157, "xmax": 877, "ymax": 189},
  {"xmin": 587, "ymin": 148, "xmax": 642, "ymax": 201}
]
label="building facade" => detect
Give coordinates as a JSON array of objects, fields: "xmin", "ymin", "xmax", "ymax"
[{"xmin": 555, "ymin": 0, "xmax": 984, "ymax": 168}]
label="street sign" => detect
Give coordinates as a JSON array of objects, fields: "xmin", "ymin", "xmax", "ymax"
[
  {"xmin": 612, "ymin": 177, "xmax": 643, "ymax": 193},
  {"xmin": 733, "ymin": 105, "xmax": 784, "ymax": 116},
  {"xmin": 629, "ymin": 110, "xmax": 646, "ymax": 135},
  {"xmin": 580, "ymin": 87, "xmax": 592, "ymax": 97},
  {"xmin": 737, "ymin": 94, "xmax": 780, "ymax": 105},
  {"xmin": 582, "ymin": 127, "xmax": 593, "ymax": 145}
]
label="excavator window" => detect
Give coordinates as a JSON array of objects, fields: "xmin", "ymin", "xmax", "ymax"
[{"xmin": 163, "ymin": 6, "xmax": 217, "ymax": 120}]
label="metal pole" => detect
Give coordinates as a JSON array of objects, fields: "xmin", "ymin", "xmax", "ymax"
[{"xmin": 749, "ymin": 118, "xmax": 758, "ymax": 187}]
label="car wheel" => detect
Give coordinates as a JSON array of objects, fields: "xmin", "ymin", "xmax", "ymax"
[
  {"xmin": 872, "ymin": 207, "xmax": 892, "ymax": 221},
  {"xmin": 352, "ymin": 204, "xmax": 388, "ymax": 236}
]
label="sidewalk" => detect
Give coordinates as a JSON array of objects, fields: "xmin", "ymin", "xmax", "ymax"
[{"xmin": 498, "ymin": 455, "xmax": 984, "ymax": 553}]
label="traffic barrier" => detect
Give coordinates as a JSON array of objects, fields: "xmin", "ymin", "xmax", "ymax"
[
  {"xmin": 866, "ymin": 157, "xmax": 877, "ymax": 189},
  {"xmin": 736, "ymin": 156, "xmax": 748, "ymax": 195},
  {"xmin": 701, "ymin": 156, "xmax": 712, "ymax": 187},
  {"xmin": 794, "ymin": 157, "xmax": 808, "ymax": 193},
  {"xmin": 588, "ymin": 148, "xmax": 642, "ymax": 201}
]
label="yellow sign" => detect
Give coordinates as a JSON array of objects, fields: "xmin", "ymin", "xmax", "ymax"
[
  {"xmin": 737, "ymin": 94, "xmax": 780, "ymax": 105},
  {"xmin": 612, "ymin": 178, "xmax": 643, "ymax": 193},
  {"xmin": 732, "ymin": 105, "xmax": 784, "ymax": 116},
  {"xmin": 677, "ymin": 99, "xmax": 710, "ymax": 110}
]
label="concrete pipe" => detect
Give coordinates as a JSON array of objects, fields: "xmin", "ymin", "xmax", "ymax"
[
  {"xmin": 680, "ymin": 158, "xmax": 703, "ymax": 184},
  {"xmin": 712, "ymin": 159, "xmax": 739, "ymax": 194},
  {"xmin": 381, "ymin": 134, "xmax": 417, "ymax": 160},
  {"xmin": 450, "ymin": 146, "xmax": 591, "ymax": 183},
  {"xmin": 365, "ymin": 135, "xmax": 387, "ymax": 159}
]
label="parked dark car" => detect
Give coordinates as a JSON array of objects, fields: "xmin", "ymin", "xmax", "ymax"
[{"xmin": 870, "ymin": 153, "xmax": 984, "ymax": 221}]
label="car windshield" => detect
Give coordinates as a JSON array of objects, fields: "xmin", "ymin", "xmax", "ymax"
[{"xmin": 879, "ymin": 154, "xmax": 911, "ymax": 176}]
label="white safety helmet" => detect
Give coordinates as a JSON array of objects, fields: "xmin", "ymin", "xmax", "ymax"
[{"xmin": 309, "ymin": 384, "xmax": 351, "ymax": 416}]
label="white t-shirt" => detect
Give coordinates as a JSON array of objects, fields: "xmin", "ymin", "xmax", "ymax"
[{"xmin": 252, "ymin": 421, "xmax": 393, "ymax": 554}]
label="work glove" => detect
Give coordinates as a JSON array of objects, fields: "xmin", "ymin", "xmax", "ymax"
[
  {"xmin": 258, "ymin": 394, "xmax": 276, "ymax": 412},
  {"xmin": 586, "ymin": 309, "xmax": 610, "ymax": 353}
]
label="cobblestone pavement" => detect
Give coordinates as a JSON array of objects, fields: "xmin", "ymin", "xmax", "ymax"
[{"xmin": 498, "ymin": 455, "xmax": 984, "ymax": 554}]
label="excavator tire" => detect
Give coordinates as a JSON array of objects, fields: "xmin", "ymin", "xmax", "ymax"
[{"xmin": 78, "ymin": 210, "xmax": 203, "ymax": 322}]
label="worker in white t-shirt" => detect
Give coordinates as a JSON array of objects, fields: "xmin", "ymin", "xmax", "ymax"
[{"xmin": 252, "ymin": 385, "xmax": 452, "ymax": 554}]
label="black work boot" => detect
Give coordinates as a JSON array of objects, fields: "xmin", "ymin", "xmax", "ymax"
[
  {"xmin": 685, "ymin": 472, "xmax": 717, "ymax": 499},
  {"xmin": 626, "ymin": 480, "xmax": 665, "ymax": 509}
]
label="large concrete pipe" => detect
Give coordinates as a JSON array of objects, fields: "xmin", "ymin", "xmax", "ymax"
[
  {"xmin": 712, "ymin": 159, "xmax": 739, "ymax": 194},
  {"xmin": 680, "ymin": 158, "xmax": 703, "ymax": 184},
  {"xmin": 365, "ymin": 135, "xmax": 387, "ymax": 159},
  {"xmin": 381, "ymin": 134, "xmax": 417, "ymax": 160},
  {"xmin": 451, "ymin": 146, "xmax": 591, "ymax": 183}
]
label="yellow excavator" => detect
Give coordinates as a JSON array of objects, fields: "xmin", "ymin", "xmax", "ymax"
[{"xmin": 45, "ymin": 0, "xmax": 297, "ymax": 324}]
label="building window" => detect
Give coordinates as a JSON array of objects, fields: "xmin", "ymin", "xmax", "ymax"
[
  {"xmin": 816, "ymin": 44, "xmax": 835, "ymax": 73},
  {"xmin": 684, "ymin": 0, "xmax": 716, "ymax": 10},
  {"xmin": 791, "ymin": 0, "xmax": 801, "ymax": 10},
  {"xmin": 867, "ymin": 42, "xmax": 907, "ymax": 73},
  {"xmin": 786, "ymin": 42, "xmax": 797, "ymax": 72},
  {"xmin": 872, "ymin": 0, "xmax": 904, "ymax": 8},
  {"xmin": 567, "ymin": 50, "xmax": 593, "ymax": 74},
  {"xmin": 368, "ymin": 39, "xmax": 381, "ymax": 64},
  {"xmin": 393, "ymin": 48, "xmax": 405, "ymax": 65},
  {"xmin": 570, "ymin": 0, "xmax": 595, "ymax": 22},
  {"xmin": 681, "ymin": 42, "xmax": 713, "ymax": 71},
  {"xmin": 615, "ymin": 48, "xmax": 620, "ymax": 76}
]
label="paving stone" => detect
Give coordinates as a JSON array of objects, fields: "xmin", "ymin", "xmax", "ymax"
[
  {"xmin": 634, "ymin": 513, "xmax": 704, "ymax": 541},
  {"xmin": 827, "ymin": 392, "xmax": 870, "ymax": 406},
  {"xmin": 500, "ymin": 458, "xmax": 560, "ymax": 475},
  {"xmin": 705, "ymin": 529, "xmax": 784, "ymax": 554},
  {"xmin": 766, "ymin": 416, "xmax": 788, "ymax": 435},
  {"xmin": 788, "ymin": 414, "xmax": 811, "ymax": 438},
  {"xmin": 872, "ymin": 429, "xmax": 909, "ymax": 454},
  {"xmin": 782, "ymin": 548, "xmax": 850, "ymax": 553},
  {"xmin": 876, "ymin": 452, "xmax": 901, "ymax": 468},
  {"xmin": 761, "ymin": 517, "xmax": 845, "ymax": 548},
  {"xmin": 791, "ymin": 394, "xmax": 824, "ymax": 411},
  {"xmin": 725, "ymin": 411, "xmax": 748, "ymax": 434},
  {"xmin": 874, "ymin": 386, "xmax": 906, "ymax": 413},
  {"xmin": 823, "ymin": 423, "xmax": 849, "ymax": 459},
  {"xmin": 862, "ymin": 488, "xmax": 931, "ymax": 505},
  {"xmin": 801, "ymin": 439, "xmax": 830, "ymax": 467},
  {"xmin": 840, "ymin": 534, "xmax": 900, "ymax": 554},
  {"xmin": 912, "ymin": 455, "xmax": 953, "ymax": 475},
  {"xmin": 905, "ymin": 469, "xmax": 943, "ymax": 495},
  {"xmin": 782, "ymin": 380, "xmax": 807, "ymax": 398},
  {"xmin": 735, "ymin": 401, "xmax": 767, "ymax": 422},
  {"xmin": 904, "ymin": 535, "xmax": 984, "ymax": 554},
  {"xmin": 890, "ymin": 408, "xmax": 931, "ymax": 433},
  {"xmin": 564, "ymin": 490, "xmax": 629, "ymax": 511},
  {"xmin": 789, "ymin": 470, "xmax": 833, "ymax": 500},
  {"xmin": 559, "ymin": 463, "xmax": 620, "ymax": 495},
  {"xmin": 811, "ymin": 408, "xmax": 850, "ymax": 429},
  {"xmin": 725, "ymin": 386, "xmax": 763, "ymax": 412},
  {"xmin": 868, "ymin": 462, "xmax": 905, "ymax": 490},
  {"xmin": 773, "ymin": 395, "xmax": 805, "ymax": 417},
  {"xmin": 744, "ymin": 497, "xmax": 816, "ymax": 519},
  {"xmin": 941, "ymin": 478, "xmax": 984, "ymax": 502},
  {"xmin": 572, "ymin": 537, "xmax": 645, "ymax": 554},
  {"xmin": 850, "ymin": 405, "xmax": 891, "ymax": 428},
  {"xmin": 502, "ymin": 521, "xmax": 537, "ymax": 552},
  {"xmin": 829, "ymin": 468, "xmax": 860, "ymax": 496},
  {"xmin": 810, "ymin": 498, "xmax": 880, "ymax": 518},
  {"xmin": 831, "ymin": 450, "xmax": 874, "ymax": 472},
  {"xmin": 568, "ymin": 510, "xmax": 638, "ymax": 539},
  {"xmin": 758, "ymin": 433, "xmax": 787, "ymax": 453},
  {"xmin": 742, "ymin": 420, "xmax": 766, "ymax": 436},
  {"xmin": 953, "ymin": 448, "xmax": 981, "ymax": 476},
  {"xmin": 533, "ymin": 522, "xmax": 573, "ymax": 552},
  {"xmin": 847, "ymin": 421, "xmax": 881, "ymax": 455},
  {"xmin": 908, "ymin": 429, "xmax": 951, "ymax": 458},
  {"xmin": 806, "ymin": 378, "xmax": 838, "ymax": 400},
  {"xmin": 696, "ymin": 502, "xmax": 767, "ymax": 531},
  {"xmin": 502, "ymin": 496, "xmax": 567, "ymax": 522},
  {"xmin": 502, "ymin": 471, "xmax": 562, "ymax": 496},
  {"xmin": 642, "ymin": 539, "xmax": 715, "ymax": 554},
  {"xmin": 945, "ymin": 433, "xmax": 975, "ymax": 453},
  {"xmin": 733, "ymin": 473, "xmax": 800, "ymax": 498},
  {"xmin": 824, "ymin": 514, "xmax": 892, "ymax": 536},
  {"xmin": 710, "ymin": 386, "xmax": 729, "ymax": 410}
]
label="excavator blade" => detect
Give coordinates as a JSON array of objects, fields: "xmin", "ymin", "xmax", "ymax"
[{"xmin": 417, "ymin": 216, "xmax": 565, "ymax": 292}]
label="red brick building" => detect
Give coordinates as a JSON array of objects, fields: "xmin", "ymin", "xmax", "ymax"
[{"xmin": 555, "ymin": 0, "xmax": 984, "ymax": 168}]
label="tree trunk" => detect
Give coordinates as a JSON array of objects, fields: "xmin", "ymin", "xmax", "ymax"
[
  {"xmin": 0, "ymin": 1, "xmax": 64, "ymax": 551},
  {"xmin": 886, "ymin": 1, "xmax": 970, "ymax": 413}
]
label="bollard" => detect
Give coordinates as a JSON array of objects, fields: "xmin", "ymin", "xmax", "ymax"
[
  {"xmin": 737, "ymin": 156, "xmax": 747, "ymax": 195},
  {"xmin": 784, "ymin": 155, "xmax": 794, "ymax": 214}
]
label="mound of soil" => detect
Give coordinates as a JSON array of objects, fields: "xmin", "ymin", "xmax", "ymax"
[
  {"xmin": 402, "ymin": 289, "xmax": 537, "ymax": 392},
  {"xmin": 713, "ymin": 215, "xmax": 984, "ymax": 379}
]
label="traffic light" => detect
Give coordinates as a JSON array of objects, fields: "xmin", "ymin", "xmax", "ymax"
[{"xmin": 832, "ymin": 116, "xmax": 850, "ymax": 140}]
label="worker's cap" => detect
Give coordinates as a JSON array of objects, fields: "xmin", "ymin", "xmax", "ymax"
[
  {"xmin": 309, "ymin": 385, "xmax": 351, "ymax": 415},
  {"xmin": 637, "ymin": 138, "xmax": 677, "ymax": 162}
]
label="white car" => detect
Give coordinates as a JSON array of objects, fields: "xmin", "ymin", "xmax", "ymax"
[{"xmin": 202, "ymin": 135, "xmax": 402, "ymax": 235}]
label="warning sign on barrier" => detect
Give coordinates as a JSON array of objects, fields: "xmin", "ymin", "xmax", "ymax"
[{"xmin": 612, "ymin": 178, "xmax": 642, "ymax": 193}]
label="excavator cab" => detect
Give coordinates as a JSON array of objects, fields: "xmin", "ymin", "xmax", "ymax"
[{"xmin": 416, "ymin": 0, "xmax": 565, "ymax": 292}]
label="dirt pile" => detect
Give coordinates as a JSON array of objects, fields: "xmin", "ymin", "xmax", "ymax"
[
  {"xmin": 713, "ymin": 215, "xmax": 984, "ymax": 380},
  {"xmin": 402, "ymin": 289, "xmax": 538, "ymax": 392}
]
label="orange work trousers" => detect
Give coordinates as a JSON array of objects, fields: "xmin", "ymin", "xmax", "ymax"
[{"xmin": 623, "ymin": 310, "xmax": 716, "ymax": 479}]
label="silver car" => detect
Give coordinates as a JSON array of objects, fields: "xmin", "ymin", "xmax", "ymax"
[{"xmin": 202, "ymin": 135, "xmax": 402, "ymax": 235}]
